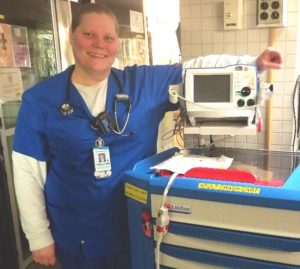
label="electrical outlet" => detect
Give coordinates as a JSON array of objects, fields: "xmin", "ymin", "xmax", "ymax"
[{"xmin": 256, "ymin": 0, "xmax": 287, "ymax": 27}]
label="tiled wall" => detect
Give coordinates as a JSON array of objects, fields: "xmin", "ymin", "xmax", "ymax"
[{"xmin": 180, "ymin": 0, "xmax": 300, "ymax": 151}]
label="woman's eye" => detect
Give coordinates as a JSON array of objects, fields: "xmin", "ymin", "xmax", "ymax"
[
  {"xmin": 84, "ymin": 33, "xmax": 94, "ymax": 38},
  {"xmin": 105, "ymin": 36, "xmax": 115, "ymax": 42}
]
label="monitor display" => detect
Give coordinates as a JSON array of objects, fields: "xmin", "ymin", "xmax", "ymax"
[{"xmin": 194, "ymin": 74, "xmax": 231, "ymax": 103}]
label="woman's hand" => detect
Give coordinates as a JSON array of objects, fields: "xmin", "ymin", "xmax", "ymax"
[
  {"xmin": 32, "ymin": 244, "xmax": 56, "ymax": 266},
  {"xmin": 256, "ymin": 47, "xmax": 283, "ymax": 72}
]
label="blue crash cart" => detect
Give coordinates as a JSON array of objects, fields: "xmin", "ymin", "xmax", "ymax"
[{"xmin": 124, "ymin": 147, "xmax": 300, "ymax": 269}]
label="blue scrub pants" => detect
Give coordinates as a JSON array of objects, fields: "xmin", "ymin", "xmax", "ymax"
[{"xmin": 57, "ymin": 250, "xmax": 131, "ymax": 269}]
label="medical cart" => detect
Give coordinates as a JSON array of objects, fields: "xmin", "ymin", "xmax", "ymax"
[{"xmin": 124, "ymin": 147, "xmax": 300, "ymax": 269}]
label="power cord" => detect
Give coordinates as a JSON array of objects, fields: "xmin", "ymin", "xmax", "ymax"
[{"xmin": 155, "ymin": 172, "xmax": 179, "ymax": 269}]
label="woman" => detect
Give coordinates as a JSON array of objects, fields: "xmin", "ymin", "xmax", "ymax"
[{"xmin": 12, "ymin": 3, "xmax": 283, "ymax": 269}]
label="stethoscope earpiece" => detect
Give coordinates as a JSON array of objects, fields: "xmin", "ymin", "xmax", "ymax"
[{"xmin": 60, "ymin": 103, "xmax": 74, "ymax": 115}]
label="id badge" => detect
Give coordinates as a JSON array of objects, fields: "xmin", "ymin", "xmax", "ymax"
[{"xmin": 93, "ymin": 146, "xmax": 112, "ymax": 179}]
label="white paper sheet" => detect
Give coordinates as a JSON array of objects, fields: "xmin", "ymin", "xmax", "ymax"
[{"xmin": 151, "ymin": 154, "xmax": 233, "ymax": 174}]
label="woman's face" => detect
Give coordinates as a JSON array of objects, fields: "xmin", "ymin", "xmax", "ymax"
[{"xmin": 70, "ymin": 12, "xmax": 118, "ymax": 78}]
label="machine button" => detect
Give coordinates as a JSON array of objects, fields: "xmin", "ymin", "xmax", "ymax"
[
  {"xmin": 241, "ymin": 87, "xmax": 251, "ymax": 96},
  {"xmin": 237, "ymin": 99, "xmax": 245, "ymax": 107},
  {"xmin": 247, "ymin": 99, "xmax": 255, "ymax": 106}
]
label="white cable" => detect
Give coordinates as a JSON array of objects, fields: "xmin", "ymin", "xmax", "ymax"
[
  {"xmin": 162, "ymin": 172, "xmax": 179, "ymax": 206},
  {"xmin": 257, "ymin": 82, "xmax": 272, "ymax": 106},
  {"xmin": 155, "ymin": 172, "xmax": 179, "ymax": 269},
  {"xmin": 155, "ymin": 233, "xmax": 163, "ymax": 269}
]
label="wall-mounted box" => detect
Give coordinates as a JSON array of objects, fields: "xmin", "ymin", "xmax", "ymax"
[
  {"xmin": 224, "ymin": 0, "xmax": 243, "ymax": 30},
  {"xmin": 256, "ymin": 0, "xmax": 287, "ymax": 27}
]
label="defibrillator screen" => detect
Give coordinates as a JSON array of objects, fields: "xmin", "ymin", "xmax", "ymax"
[{"xmin": 193, "ymin": 75, "xmax": 231, "ymax": 103}]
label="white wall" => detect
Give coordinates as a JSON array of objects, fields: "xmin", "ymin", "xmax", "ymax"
[
  {"xmin": 180, "ymin": 0, "xmax": 300, "ymax": 151},
  {"xmin": 144, "ymin": 0, "xmax": 182, "ymax": 151}
]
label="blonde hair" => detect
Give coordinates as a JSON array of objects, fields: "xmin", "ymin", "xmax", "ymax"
[{"xmin": 71, "ymin": 3, "xmax": 119, "ymax": 34}]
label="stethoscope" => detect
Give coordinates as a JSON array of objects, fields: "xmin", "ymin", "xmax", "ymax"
[{"xmin": 60, "ymin": 66, "xmax": 132, "ymax": 136}]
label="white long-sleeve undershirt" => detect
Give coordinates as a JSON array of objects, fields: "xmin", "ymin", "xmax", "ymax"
[
  {"xmin": 12, "ymin": 151, "xmax": 53, "ymax": 251},
  {"xmin": 13, "ymin": 54, "xmax": 256, "ymax": 251}
]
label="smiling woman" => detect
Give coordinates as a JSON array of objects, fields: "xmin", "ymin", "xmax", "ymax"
[{"xmin": 70, "ymin": 6, "xmax": 119, "ymax": 84}]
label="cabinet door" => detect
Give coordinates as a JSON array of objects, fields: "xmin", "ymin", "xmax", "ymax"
[{"xmin": 0, "ymin": 0, "xmax": 68, "ymax": 268}]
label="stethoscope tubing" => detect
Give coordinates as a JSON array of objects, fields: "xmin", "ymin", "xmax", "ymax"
[{"xmin": 59, "ymin": 66, "xmax": 131, "ymax": 135}]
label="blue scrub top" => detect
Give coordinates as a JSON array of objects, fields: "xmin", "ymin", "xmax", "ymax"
[{"xmin": 13, "ymin": 64, "xmax": 182, "ymax": 258}]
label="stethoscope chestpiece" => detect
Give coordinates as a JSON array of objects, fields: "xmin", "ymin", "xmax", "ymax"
[{"xmin": 60, "ymin": 103, "xmax": 74, "ymax": 115}]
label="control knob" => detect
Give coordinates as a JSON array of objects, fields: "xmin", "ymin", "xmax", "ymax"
[
  {"xmin": 247, "ymin": 99, "xmax": 255, "ymax": 106},
  {"xmin": 237, "ymin": 99, "xmax": 245, "ymax": 107},
  {"xmin": 241, "ymin": 87, "xmax": 251, "ymax": 97}
]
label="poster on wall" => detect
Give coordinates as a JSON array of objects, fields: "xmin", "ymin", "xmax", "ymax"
[
  {"xmin": 0, "ymin": 23, "xmax": 14, "ymax": 67},
  {"xmin": 0, "ymin": 68, "xmax": 23, "ymax": 102},
  {"xmin": 130, "ymin": 10, "xmax": 144, "ymax": 34},
  {"xmin": 117, "ymin": 38, "xmax": 147, "ymax": 69},
  {"xmin": 11, "ymin": 25, "xmax": 31, "ymax": 68}
]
